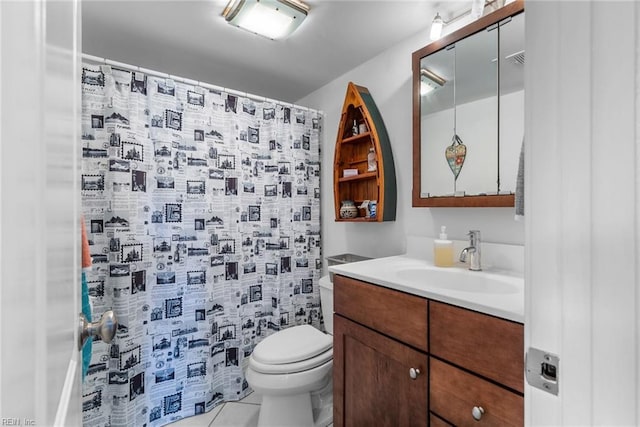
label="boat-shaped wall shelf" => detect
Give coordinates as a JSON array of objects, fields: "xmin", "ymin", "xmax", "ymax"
[{"xmin": 333, "ymin": 82, "xmax": 397, "ymax": 222}]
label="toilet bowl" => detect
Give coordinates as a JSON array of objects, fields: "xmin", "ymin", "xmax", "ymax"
[{"xmin": 245, "ymin": 275, "xmax": 334, "ymax": 427}]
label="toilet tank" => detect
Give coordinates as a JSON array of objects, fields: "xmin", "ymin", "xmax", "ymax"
[{"xmin": 318, "ymin": 275, "xmax": 334, "ymax": 335}]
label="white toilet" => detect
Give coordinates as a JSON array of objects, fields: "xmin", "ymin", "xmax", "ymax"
[{"xmin": 245, "ymin": 275, "xmax": 334, "ymax": 427}]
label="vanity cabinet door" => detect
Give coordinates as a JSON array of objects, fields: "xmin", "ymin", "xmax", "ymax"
[
  {"xmin": 430, "ymin": 357, "xmax": 523, "ymax": 426},
  {"xmin": 333, "ymin": 315, "xmax": 428, "ymax": 427}
]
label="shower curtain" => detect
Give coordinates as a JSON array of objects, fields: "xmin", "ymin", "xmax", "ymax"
[{"xmin": 80, "ymin": 63, "xmax": 322, "ymax": 426}]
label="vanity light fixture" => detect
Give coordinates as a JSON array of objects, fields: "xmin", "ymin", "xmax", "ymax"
[
  {"xmin": 222, "ymin": 0, "xmax": 309, "ymax": 40},
  {"xmin": 430, "ymin": 0, "xmax": 502, "ymax": 42},
  {"xmin": 470, "ymin": 0, "xmax": 485, "ymax": 19},
  {"xmin": 420, "ymin": 68, "xmax": 446, "ymax": 95},
  {"xmin": 430, "ymin": 12, "xmax": 444, "ymax": 41}
]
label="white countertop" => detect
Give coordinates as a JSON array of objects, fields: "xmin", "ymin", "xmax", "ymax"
[{"xmin": 328, "ymin": 254, "xmax": 524, "ymax": 323}]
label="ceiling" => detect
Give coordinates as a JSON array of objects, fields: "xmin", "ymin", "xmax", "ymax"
[{"xmin": 82, "ymin": 0, "xmax": 467, "ymax": 103}]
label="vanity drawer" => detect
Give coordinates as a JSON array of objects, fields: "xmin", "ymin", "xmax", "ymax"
[
  {"xmin": 429, "ymin": 413, "xmax": 453, "ymax": 427},
  {"xmin": 333, "ymin": 275, "xmax": 428, "ymax": 352},
  {"xmin": 430, "ymin": 357, "xmax": 523, "ymax": 426},
  {"xmin": 429, "ymin": 301, "xmax": 524, "ymax": 393}
]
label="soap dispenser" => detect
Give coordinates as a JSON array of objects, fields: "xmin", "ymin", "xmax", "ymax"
[{"xmin": 434, "ymin": 226, "xmax": 454, "ymax": 267}]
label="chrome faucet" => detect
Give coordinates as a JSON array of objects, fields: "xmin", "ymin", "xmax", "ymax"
[{"xmin": 460, "ymin": 230, "xmax": 482, "ymax": 271}]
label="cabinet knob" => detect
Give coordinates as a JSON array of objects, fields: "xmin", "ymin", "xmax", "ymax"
[
  {"xmin": 409, "ymin": 367, "xmax": 420, "ymax": 379},
  {"xmin": 471, "ymin": 406, "xmax": 485, "ymax": 421}
]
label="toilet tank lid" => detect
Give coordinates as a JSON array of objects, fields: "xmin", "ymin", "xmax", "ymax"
[{"xmin": 252, "ymin": 325, "xmax": 332, "ymax": 365}]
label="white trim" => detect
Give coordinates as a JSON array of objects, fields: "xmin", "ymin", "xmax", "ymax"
[
  {"xmin": 0, "ymin": 0, "xmax": 4, "ymax": 415},
  {"xmin": 53, "ymin": 356, "xmax": 78, "ymax": 427}
]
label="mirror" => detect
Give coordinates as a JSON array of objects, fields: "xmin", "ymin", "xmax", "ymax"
[{"xmin": 412, "ymin": 1, "xmax": 524, "ymax": 207}]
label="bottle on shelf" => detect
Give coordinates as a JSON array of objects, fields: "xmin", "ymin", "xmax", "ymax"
[
  {"xmin": 367, "ymin": 147, "xmax": 377, "ymax": 172},
  {"xmin": 352, "ymin": 119, "xmax": 358, "ymax": 136}
]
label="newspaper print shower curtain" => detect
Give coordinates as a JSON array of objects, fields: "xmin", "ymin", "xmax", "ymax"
[{"xmin": 80, "ymin": 64, "xmax": 322, "ymax": 427}]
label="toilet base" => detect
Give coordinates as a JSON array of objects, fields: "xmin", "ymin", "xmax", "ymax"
[
  {"xmin": 258, "ymin": 393, "xmax": 313, "ymax": 427},
  {"xmin": 256, "ymin": 379, "xmax": 333, "ymax": 427},
  {"xmin": 311, "ymin": 378, "xmax": 333, "ymax": 427}
]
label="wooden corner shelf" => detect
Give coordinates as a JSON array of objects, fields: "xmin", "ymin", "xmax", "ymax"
[{"xmin": 333, "ymin": 82, "xmax": 397, "ymax": 222}]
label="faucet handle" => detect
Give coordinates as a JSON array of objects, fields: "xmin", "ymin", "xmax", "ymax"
[{"xmin": 468, "ymin": 230, "xmax": 481, "ymax": 244}]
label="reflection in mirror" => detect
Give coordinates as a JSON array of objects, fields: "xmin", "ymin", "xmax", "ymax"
[
  {"xmin": 498, "ymin": 12, "xmax": 525, "ymax": 195},
  {"xmin": 420, "ymin": 47, "xmax": 454, "ymax": 196},
  {"xmin": 420, "ymin": 27, "xmax": 498, "ymax": 197},
  {"xmin": 412, "ymin": 0, "xmax": 524, "ymax": 207}
]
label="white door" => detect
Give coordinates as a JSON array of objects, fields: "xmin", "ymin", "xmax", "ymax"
[
  {"xmin": 0, "ymin": 0, "xmax": 82, "ymax": 425},
  {"xmin": 526, "ymin": 2, "xmax": 640, "ymax": 425}
]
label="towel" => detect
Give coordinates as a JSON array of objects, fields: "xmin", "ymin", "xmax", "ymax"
[
  {"xmin": 515, "ymin": 137, "xmax": 525, "ymax": 220},
  {"xmin": 81, "ymin": 271, "xmax": 92, "ymax": 379},
  {"xmin": 80, "ymin": 217, "xmax": 92, "ymax": 379}
]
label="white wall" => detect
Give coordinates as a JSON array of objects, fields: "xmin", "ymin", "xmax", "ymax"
[{"xmin": 298, "ymin": 25, "xmax": 524, "ymax": 270}]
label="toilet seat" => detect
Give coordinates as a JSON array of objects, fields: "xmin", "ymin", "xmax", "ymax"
[
  {"xmin": 250, "ymin": 347, "xmax": 333, "ymax": 374},
  {"xmin": 250, "ymin": 325, "xmax": 333, "ymax": 374}
]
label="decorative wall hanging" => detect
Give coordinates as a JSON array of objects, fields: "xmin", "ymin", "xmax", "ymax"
[
  {"xmin": 445, "ymin": 134, "xmax": 466, "ymax": 179},
  {"xmin": 444, "ymin": 47, "xmax": 466, "ymax": 192},
  {"xmin": 80, "ymin": 63, "xmax": 322, "ymax": 427}
]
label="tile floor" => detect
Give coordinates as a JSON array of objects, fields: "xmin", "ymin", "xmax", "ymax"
[
  {"xmin": 167, "ymin": 392, "xmax": 334, "ymax": 427},
  {"xmin": 169, "ymin": 392, "xmax": 261, "ymax": 427}
]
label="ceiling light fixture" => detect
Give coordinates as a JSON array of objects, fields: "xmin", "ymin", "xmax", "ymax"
[
  {"xmin": 430, "ymin": 12, "xmax": 444, "ymax": 41},
  {"xmin": 420, "ymin": 68, "xmax": 446, "ymax": 95},
  {"xmin": 222, "ymin": 0, "xmax": 309, "ymax": 40}
]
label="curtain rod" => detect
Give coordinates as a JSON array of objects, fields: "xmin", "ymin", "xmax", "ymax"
[{"xmin": 82, "ymin": 53, "xmax": 320, "ymax": 114}]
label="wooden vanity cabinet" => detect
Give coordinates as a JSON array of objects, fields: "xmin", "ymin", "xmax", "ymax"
[
  {"xmin": 333, "ymin": 275, "xmax": 428, "ymax": 427},
  {"xmin": 333, "ymin": 275, "xmax": 524, "ymax": 427}
]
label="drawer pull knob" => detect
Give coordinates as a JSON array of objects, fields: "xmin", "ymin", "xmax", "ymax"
[
  {"xmin": 472, "ymin": 406, "xmax": 485, "ymax": 421},
  {"xmin": 409, "ymin": 367, "xmax": 420, "ymax": 379}
]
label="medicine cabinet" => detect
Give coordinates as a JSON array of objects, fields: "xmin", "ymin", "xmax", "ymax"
[{"xmin": 412, "ymin": 0, "xmax": 524, "ymax": 207}]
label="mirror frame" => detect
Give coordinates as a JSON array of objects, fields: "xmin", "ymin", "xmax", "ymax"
[{"xmin": 412, "ymin": 0, "xmax": 524, "ymax": 207}]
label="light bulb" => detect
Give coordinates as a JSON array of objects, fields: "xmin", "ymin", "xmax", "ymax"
[
  {"xmin": 471, "ymin": 0, "xmax": 484, "ymax": 19},
  {"xmin": 430, "ymin": 12, "xmax": 444, "ymax": 41}
]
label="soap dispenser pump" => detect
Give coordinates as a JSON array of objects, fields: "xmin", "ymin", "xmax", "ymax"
[{"xmin": 434, "ymin": 226, "xmax": 454, "ymax": 267}]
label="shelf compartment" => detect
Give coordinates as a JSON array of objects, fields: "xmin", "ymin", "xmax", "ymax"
[
  {"xmin": 338, "ymin": 171, "xmax": 377, "ymax": 183},
  {"xmin": 340, "ymin": 132, "xmax": 372, "ymax": 144}
]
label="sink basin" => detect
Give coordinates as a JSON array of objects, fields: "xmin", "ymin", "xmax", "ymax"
[{"xmin": 395, "ymin": 267, "xmax": 520, "ymax": 294}]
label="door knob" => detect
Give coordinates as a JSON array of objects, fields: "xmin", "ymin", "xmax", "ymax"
[
  {"xmin": 409, "ymin": 367, "xmax": 421, "ymax": 379},
  {"xmin": 78, "ymin": 310, "xmax": 117, "ymax": 350},
  {"xmin": 472, "ymin": 406, "xmax": 485, "ymax": 421}
]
